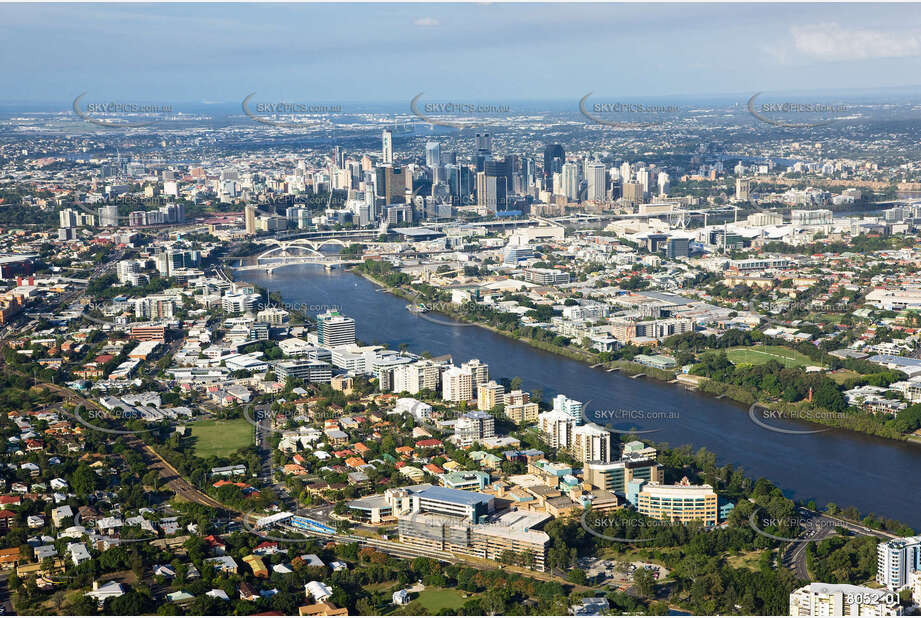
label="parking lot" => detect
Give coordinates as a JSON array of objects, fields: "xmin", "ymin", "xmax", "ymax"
[{"xmin": 577, "ymin": 556, "xmax": 669, "ymax": 587}]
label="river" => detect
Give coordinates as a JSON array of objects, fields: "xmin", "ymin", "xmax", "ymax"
[{"xmin": 239, "ymin": 263, "xmax": 921, "ymax": 528}]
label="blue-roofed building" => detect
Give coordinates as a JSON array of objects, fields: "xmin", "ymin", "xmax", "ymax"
[
  {"xmin": 386, "ymin": 484, "xmax": 495, "ymax": 522},
  {"xmin": 868, "ymin": 354, "xmax": 921, "ymax": 378}
]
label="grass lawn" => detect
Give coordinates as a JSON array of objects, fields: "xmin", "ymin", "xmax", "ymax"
[
  {"xmin": 727, "ymin": 550, "xmax": 766, "ymax": 570},
  {"xmin": 189, "ymin": 417, "xmax": 253, "ymax": 458},
  {"xmin": 416, "ymin": 587, "xmax": 469, "ymax": 612},
  {"xmin": 364, "ymin": 580, "xmax": 398, "ymax": 592},
  {"xmin": 828, "ymin": 369, "xmax": 861, "ymax": 384},
  {"xmin": 726, "ymin": 345, "xmax": 819, "ymax": 369}
]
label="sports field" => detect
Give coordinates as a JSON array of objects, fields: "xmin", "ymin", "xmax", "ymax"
[
  {"xmin": 726, "ymin": 346, "xmax": 818, "ymax": 368},
  {"xmin": 188, "ymin": 418, "xmax": 253, "ymax": 458}
]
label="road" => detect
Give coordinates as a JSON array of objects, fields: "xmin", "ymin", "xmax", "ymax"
[
  {"xmin": 0, "ymin": 576, "xmax": 14, "ymax": 615},
  {"xmin": 781, "ymin": 507, "xmax": 895, "ymax": 579}
]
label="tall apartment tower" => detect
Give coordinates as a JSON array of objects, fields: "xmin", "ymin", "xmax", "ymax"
[
  {"xmin": 442, "ymin": 365, "xmax": 474, "ymax": 403},
  {"xmin": 571, "ymin": 423, "xmax": 613, "ymax": 464},
  {"xmin": 244, "ymin": 205, "xmax": 257, "ymax": 235},
  {"xmin": 382, "ymin": 129, "xmax": 393, "ymax": 164},
  {"xmin": 877, "ymin": 536, "xmax": 921, "ymax": 591},
  {"xmin": 552, "ymin": 394, "xmax": 584, "ymax": 424}
]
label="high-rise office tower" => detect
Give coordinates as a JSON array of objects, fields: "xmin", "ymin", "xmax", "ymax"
[
  {"xmin": 622, "ymin": 182, "xmax": 645, "ymax": 205},
  {"xmin": 444, "ymin": 164, "xmax": 461, "ymax": 201},
  {"xmin": 478, "ymin": 158, "xmax": 512, "ymax": 213},
  {"xmin": 244, "ymin": 205, "xmax": 257, "ymax": 235},
  {"xmin": 562, "ymin": 162, "xmax": 580, "ymax": 201},
  {"xmin": 382, "ymin": 129, "xmax": 393, "ymax": 164},
  {"xmin": 475, "ymin": 133, "xmax": 491, "ymax": 172},
  {"xmin": 316, "ymin": 310, "xmax": 356, "ymax": 347},
  {"xmin": 620, "ymin": 161, "xmax": 632, "ymax": 183},
  {"xmin": 636, "ymin": 168, "xmax": 650, "ymax": 195},
  {"xmin": 475, "ymin": 133, "xmax": 491, "ymax": 155},
  {"xmin": 375, "ymin": 165, "xmax": 408, "ymax": 203},
  {"xmin": 543, "ymin": 144, "xmax": 564, "ymax": 185},
  {"xmin": 585, "ymin": 162, "xmax": 607, "ymax": 202},
  {"xmin": 425, "ymin": 142, "xmax": 441, "ymax": 168}
]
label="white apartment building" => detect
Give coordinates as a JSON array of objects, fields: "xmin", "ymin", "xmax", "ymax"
[
  {"xmin": 442, "ymin": 366, "xmax": 474, "ymax": 402},
  {"xmin": 454, "ymin": 411, "xmax": 496, "ymax": 447},
  {"xmin": 393, "ymin": 360, "xmax": 441, "ymax": 395},
  {"xmin": 571, "ymin": 423, "xmax": 613, "ymax": 464},
  {"xmin": 789, "ymin": 583, "xmax": 901, "ymax": 616},
  {"xmin": 222, "ymin": 291, "xmax": 260, "ymax": 314},
  {"xmin": 552, "ymin": 394, "xmax": 584, "ymax": 424},
  {"xmin": 317, "ymin": 310, "xmax": 356, "ymax": 347},
  {"xmin": 537, "ymin": 410, "xmax": 575, "ymax": 449},
  {"xmin": 461, "ymin": 359, "xmax": 489, "ymax": 387},
  {"xmin": 877, "ymin": 536, "xmax": 921, "ymax": 591},
  {"xmin": 134, "ymin": 296, "xmax": 175, "ymax": 320},
  {"xmin": 790, "ymin": 208, "xmax": 833, "ymax": 225}
]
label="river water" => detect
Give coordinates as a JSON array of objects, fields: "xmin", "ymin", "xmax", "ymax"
[{"xmin": 239, "ymin": 264, "xmax": 920, "ymax": 528}]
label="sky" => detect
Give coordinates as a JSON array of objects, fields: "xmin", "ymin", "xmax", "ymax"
[{"xmin": 3, "ymin": 3, "xmax": 921, "ymax": 107}]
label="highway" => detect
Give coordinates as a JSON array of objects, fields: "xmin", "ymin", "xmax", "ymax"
[{"xmin": 780, "ymin": 507, "xmax": 895, "ymax": 580}]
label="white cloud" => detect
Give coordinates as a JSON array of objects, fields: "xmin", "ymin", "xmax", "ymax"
[
  {"xmin": 412, "ymin": 17, "xmax": 440, "ymax": 28},
  {"xmin": 789, "ymin": 22, "xmax": 921, "ymax": 61}
]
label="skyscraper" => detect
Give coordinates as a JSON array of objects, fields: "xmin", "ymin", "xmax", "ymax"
[
  {"xmin": 316, "ymin": 310, "xmax": 356, "ymax": 347},
  {"xmin": 585, "ymin": 162, "xmax": 607, "ymax": 202},
  {"xmin": 475, "ymin": 133, "xmax": 491, "ymax": 172},
  {"xmin": 478, "ymin": 158, "xmax": 512, "ymax": 213},
  {"xmin": 59, "ymin": 208, "xmax": 78, "ymax": 229},
  {"xmin": 425, "ymin": 142, "xmax": 441, "ymax": 168},
  {"xmin": 543, "ymin": 144, "xmax": 564, "ymax": 185},
  {"xmin": 561, "ymin": 162, "xmax": 579, "ymax": 201},
  {"xmin": 622, "ymin": 182, "xmax": 645, "ymax": 205},
  {"xmin": 375, "ymin": 165, "xmax": 408, "ymax": 203},
  {"xmin": 244, "ymin": 205, "xmax": 256, "ymax": 235},
  {"xmin": 382, "ymin": 129, "xmax": 393, "ymax": 164},
  {"xmin": 636, "ymin": 168, "xmax": 650, "ymax": 195}
]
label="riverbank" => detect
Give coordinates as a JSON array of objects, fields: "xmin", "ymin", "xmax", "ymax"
[
  {"xmin": 352, "ymin": 268, "xmax": 602, "ymax": 365},
  {"xmin": 234, "ymin": 262, "xmax": 921, "ymax": 525},
  {"xmin": 352, "ymin": 267, "xmax": 919, "ymax": 446}
]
